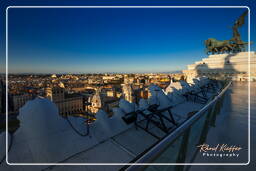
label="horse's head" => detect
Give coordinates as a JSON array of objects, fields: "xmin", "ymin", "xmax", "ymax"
[
  {"xmin": 205, "ymin": 38, "xmax": 216, "ymax": 47},
  {"xmin": 204, "ymin": 39, "xmax": 210, "ymax": 47}
]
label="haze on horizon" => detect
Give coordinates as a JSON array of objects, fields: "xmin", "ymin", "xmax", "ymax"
[{"xmin": 3, "ymin": 7, "xmax": 252, "ymax": 74}]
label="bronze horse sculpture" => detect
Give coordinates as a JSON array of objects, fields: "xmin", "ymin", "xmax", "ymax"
[
  {"xmin": 205, "ymin": 38, "xmax": 248, "ymax": 55},
  {"xmin": 205, "ymin": 11, "xmax": 249, "ymax": 55},
  {"xmin": 205, "ymin": 38, "xmax": 233, "ymax": 55}
]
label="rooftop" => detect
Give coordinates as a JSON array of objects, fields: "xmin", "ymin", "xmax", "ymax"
[{"xmin": 0, "ymin": 77, "xmax": 223, "ymax": 171}]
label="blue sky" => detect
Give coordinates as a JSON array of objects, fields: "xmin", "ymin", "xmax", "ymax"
[{"xmin": 0, "ymin": 0, "xmax": 255, "ymax": 73}]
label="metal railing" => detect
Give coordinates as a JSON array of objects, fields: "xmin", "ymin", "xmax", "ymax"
[{"xmin": 123, "ymin": 81, "xmax": 231, "ymax": 171}]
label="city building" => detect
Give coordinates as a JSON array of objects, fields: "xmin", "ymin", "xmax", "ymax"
[
  {"xmin": 88, "ymin": 88, "xmax": 102, "ymax": 114},
  {"xmin": 44, "ymin": 87, "xmax": 84, "ymax": 116},
  {"xmin": 12, "ymin": 94, "xmax": 34, "ymax": 112},
  {"xmin": 124, "ymin": 76, "xmax": 134, "ymax": 84},
  {"xmin": 121, "ymin": 84, "xmax": 134, "ymax": 103}
]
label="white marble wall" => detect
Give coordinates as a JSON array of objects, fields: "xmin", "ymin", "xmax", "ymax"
[{"xmin": 183, "ymin": 52, "xmax": 256, "ymax": 82}]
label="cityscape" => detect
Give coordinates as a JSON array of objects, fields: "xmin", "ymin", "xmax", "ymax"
[
  {"xmin": 0, "ymin": 2, "xmax": 255, "ymax": 171},
  {"xmin": 0, "ymin": 72, "xmax": 185, "ymax": 118}
]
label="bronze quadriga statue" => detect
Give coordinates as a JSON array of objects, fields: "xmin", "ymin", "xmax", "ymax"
[
  {"xmin": 205, "ymin": 38, "xmax": 233, "ymax": 55},
  {"xmin": 205, "ymin": 11, "xmax": 249, "ymax": 55}
]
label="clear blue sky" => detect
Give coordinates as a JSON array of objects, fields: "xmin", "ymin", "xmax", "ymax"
[{"xmin": 0, "ymin": 0, "xmax": 255, "ymax": 74}]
